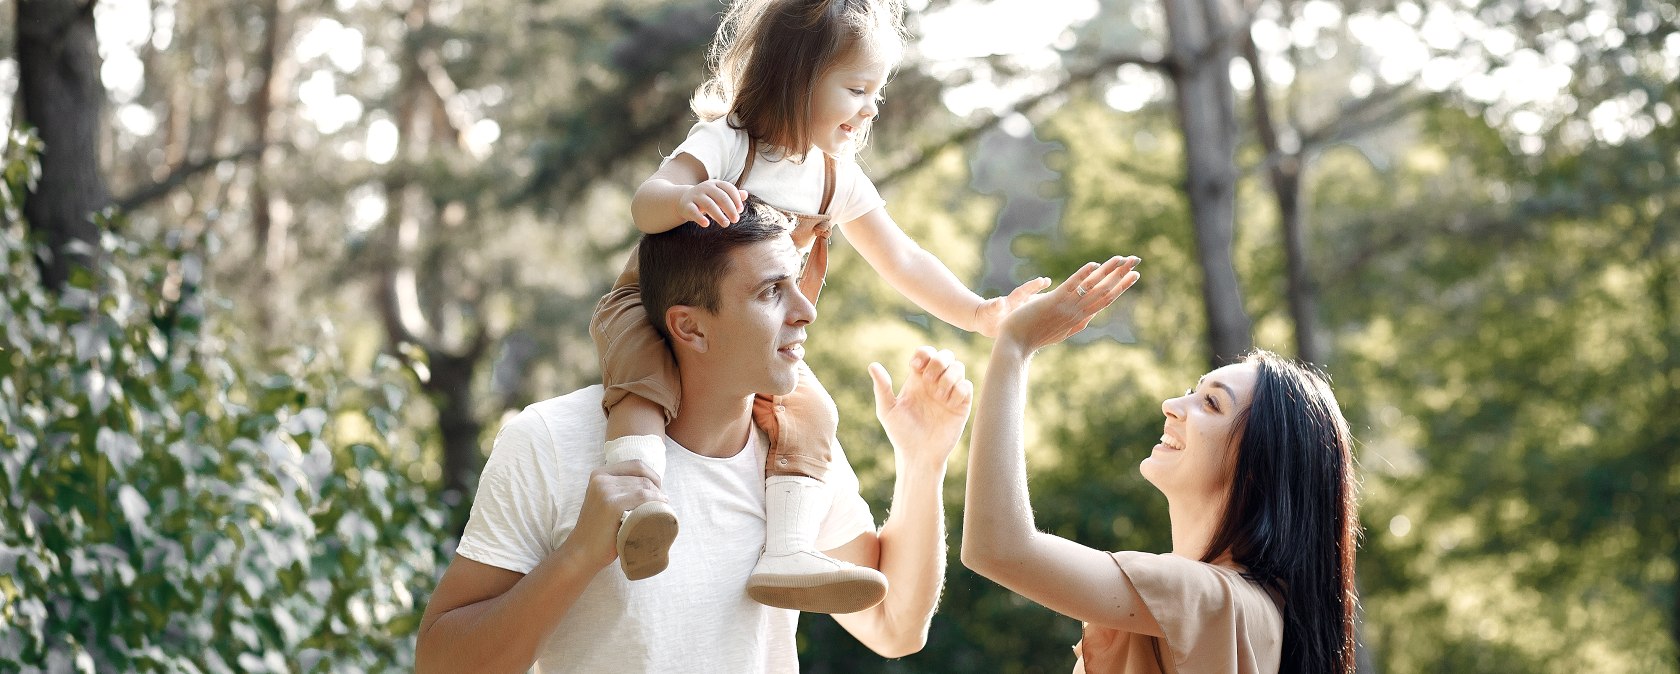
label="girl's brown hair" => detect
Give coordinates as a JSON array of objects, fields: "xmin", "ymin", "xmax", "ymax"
[{"xmin": 693, "ymin": 0, "xmax": 905, "ymax": 160}]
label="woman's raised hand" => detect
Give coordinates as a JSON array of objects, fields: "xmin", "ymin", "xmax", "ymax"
[
  {"xmin": 998, "ymin": 256, "xmax": 1140, "ymax": 356},
  {"xmin": 972, "ymin": 276, "xmax": 1053, "ymax": 338}
]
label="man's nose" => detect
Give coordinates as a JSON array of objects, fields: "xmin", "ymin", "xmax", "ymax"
[{"xmin": 789, "ymin": 286, "xmax": 818, "ymax": 326}]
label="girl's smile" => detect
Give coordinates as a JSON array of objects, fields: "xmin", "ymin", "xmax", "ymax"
[{"xmin": 810, "ymin": 52, "xmax": 892, "ymax": 155}]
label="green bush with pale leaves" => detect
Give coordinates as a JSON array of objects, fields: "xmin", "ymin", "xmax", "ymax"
[{"xmin": 0, "ymin": 130, "xmax": 449, "ymax": 672}]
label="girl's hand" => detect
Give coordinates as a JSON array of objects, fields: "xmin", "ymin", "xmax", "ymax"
[
  {"xmin": 998, "ymin": 256, "xmax": 1140, "ymax": 355},
  {"xmin": 679, "ymin": 180, "xmax": 749, "ymax": 227},
  {"xmin": 972, "ymin": 277, "xmax": 1053, "ymax": 338}
]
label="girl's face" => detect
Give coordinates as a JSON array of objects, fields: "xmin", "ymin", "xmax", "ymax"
[
  {"xmin": 1141, "ymin": 362, "xmax": 1259, "ymax": 503},
  {"xmin": 809, "ymin": 45, "xmax": 893, "ymax": 156}
]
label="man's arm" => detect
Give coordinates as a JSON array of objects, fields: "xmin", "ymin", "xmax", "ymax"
[
  {"xmin": 827, "ymin": 347, "xmax": 972, "ymax": 657},
  {"xmin": 415, "ymin": 460, "xmax": 667, "ymax": 673}
]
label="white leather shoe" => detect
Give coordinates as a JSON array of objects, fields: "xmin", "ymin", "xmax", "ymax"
[
  {"xmin": 747, "ymin": 475, "xmax": 887, "ymax": 613},
  {"xmin": 748, "ymin": 549, "xmax": 888, "ymax": 614}
]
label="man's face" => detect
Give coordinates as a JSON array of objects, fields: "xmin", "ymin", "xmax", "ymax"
[{"xmin": 693, "ymin": 235, "xmax": 815, "ymax": 397}]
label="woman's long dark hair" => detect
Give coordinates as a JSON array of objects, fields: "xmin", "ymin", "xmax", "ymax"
[{"xmin": 1201, "ymin": 350, "xmax": 1359, "ymax": 674}]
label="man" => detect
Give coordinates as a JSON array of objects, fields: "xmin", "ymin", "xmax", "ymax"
[{"xmin": 416, "ymin": 200, "xmax": 972, "ymax": 673}]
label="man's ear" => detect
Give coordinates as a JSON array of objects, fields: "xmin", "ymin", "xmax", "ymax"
[{"xmin": 666, "ymin": 305, "xmax": 707, "ymax": 354}]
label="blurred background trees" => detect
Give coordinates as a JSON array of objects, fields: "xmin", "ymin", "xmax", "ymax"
[{"xmin": 3, "ymin": 0, "xmax": 1675, "ymax": 671}]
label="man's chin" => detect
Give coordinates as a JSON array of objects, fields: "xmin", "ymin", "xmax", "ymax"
[{"xmin": 765, "ymin": 370, "xmax": 801, "ymax": 397}]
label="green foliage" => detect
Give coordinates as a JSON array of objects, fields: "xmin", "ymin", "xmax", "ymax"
[
  {"xmin": 1315, "ymin": 107, "xmax": 1680, "ymax": 672},
  {"xmin": 0, "ymin": 130, "xmax": 450, "ymax": 672},
  {"xmin": 797, "ymin": 86, "xmax": 1679, "ymax": 673}
]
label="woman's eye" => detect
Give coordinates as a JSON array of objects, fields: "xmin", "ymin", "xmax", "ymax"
[{"xmin": 1204, "ymin": 394, "xmax": 1219, "ymax": 412}]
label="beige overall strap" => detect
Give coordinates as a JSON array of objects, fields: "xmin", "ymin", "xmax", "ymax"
[
  {"xmin": 818, "ymin": 153, "xmax": 836, "ymax": 215},
  {"xmin": 736, "ymin": 138, "xmax": 758, "ymax": 186},
  {"xmin": 798, "ymin": 155, "xmax": 839, "ymax": 304}
]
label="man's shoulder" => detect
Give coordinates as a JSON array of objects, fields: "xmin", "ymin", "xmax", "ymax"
[
  {"xmin": 502, "ymin": 385, "xmax": 607, "ymax": 451},
  {"xmin": 521, "ymin": 384, "xmax": 606, "ymax": 416}
]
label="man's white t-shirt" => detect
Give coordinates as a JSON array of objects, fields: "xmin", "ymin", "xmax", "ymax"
[
  {"xmin": 455, "ymin": 385, "xmax": 878, "ymax": 673},
  {"xmin": 667, "ymin": 117, "xmax": 887, "ymax": 225}
]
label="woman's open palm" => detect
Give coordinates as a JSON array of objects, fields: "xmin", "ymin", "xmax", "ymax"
[{"xmin": 1000, "ymin": 256, "xmax": 1140, "ymax": 354}]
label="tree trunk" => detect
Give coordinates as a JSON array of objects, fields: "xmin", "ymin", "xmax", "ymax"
[
  {"xmin": 1241, "ymin": 31, "xmax": 1322, "ymax": 366},
  {"xmin": 426, "ymin": 350, "xmax": 486, "ymax": 499},
  {"xmin": 16, "ymin": 0, "xmax": 109, "ymax": 289},
  {"xmin": 373, "ymin": 0, "xmax": 491, "ymax": 510},
  {"xmin": 373, "ymin": 191, "xmax": 489, "ymax": 504},
  {"xmin": 250, "ymin": 0, "xmax": 294, "ymax": 337},
  {"xmin": 1164, "ymin": 0, "xmax": 1252, "ymax": 367},
  {"xmin": 1274, "ymin": 161, "xmax": 1324, "ymax": 364}
]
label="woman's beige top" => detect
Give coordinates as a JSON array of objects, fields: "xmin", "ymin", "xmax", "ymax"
[{"xmin": 1072, "ymin": 552, "xmax": 1283, "ymax": 674}]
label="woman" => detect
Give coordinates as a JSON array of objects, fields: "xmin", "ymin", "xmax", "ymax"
[{"xmin": 961, "ymin": 256, "xmax": 1359, "ymax": 673}]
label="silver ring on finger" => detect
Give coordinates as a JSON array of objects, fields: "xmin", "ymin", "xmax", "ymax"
[{"xmin": 1074, "ymin": 286, "xmax": 1088, "ymax": 297}]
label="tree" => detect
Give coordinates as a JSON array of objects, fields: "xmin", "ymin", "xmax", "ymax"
[
  {"xmin": 15, "ymin": 0, "xmax": 107, "ymax": 289},
  {"xmin": 1161, "ymin": 0, "xmax": 1253, "ymax": 367}
]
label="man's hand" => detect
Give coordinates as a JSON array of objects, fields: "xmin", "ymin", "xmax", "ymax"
[
  {"xmin": 560, "ymin": 460, "xmax": 668, "ymax": 571},
  {"xmin": 868, "ymin": 346, "xmax": 973, "ymax": 469},
  {"xmin": 971, "ymin": 276, "xmax": 1052, "ymax": 338}
]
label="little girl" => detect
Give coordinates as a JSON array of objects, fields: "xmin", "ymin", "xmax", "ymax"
[{"xmin": 591, "ymin": 0, "xmax": 1047, "ymax": 614}]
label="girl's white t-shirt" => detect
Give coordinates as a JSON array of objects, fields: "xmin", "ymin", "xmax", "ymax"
[
  {"xmin": 455, "ymin": 385, "xmax": 878, "ymax": 674},
  {"xmin": 666, "ymin": 117, "xmax": 887, "ymax": 225}
]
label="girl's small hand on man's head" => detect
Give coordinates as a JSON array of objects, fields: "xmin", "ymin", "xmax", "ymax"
[{"xmin": 681, "ymin": 181, "xmax": 749, "ymax": 228}]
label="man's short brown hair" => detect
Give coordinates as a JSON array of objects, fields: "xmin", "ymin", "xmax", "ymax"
[{"xmin": 639, "ymin": 198, "xmax": 791, "ymax": 341}]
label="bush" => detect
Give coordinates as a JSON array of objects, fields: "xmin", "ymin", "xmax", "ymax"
[{"xmin": 0, "ymin": 129, "xmax": 449, "ymax": 672}]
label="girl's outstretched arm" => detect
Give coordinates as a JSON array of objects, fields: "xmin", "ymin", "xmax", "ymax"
[
  {"xmin": 844, "ymin": 207, "xmax": 1048, "ymax": 337},
  {"xmin": 632, "ymin": 153, "xmax": 749, "ymax": 234},
  {"xmin": 960, "ymin": 257, "xmax": 1163, "ymax": 631}
]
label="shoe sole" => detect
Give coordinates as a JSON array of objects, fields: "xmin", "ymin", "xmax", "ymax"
[
  {"xmin": 748, "ymin": 573, "xmax": 888, "ymax": 614},
  {"xmin": 617, "ymin": 502, "xmax": 678, "ymax": 581}
]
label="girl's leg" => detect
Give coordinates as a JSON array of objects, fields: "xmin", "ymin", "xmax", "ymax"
[
  {"xmin": 747, "ymin": 363, "xmax": 888, "ymax": 614},
  {"xmin": 591, "ymin": 266, "xmax": 681, "ymax": 581},
  {"xmin": 606, "ymin": 394, "xmax": 667, "ymax": 442}
]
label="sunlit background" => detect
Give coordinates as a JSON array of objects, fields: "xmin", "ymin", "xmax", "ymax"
[{"xmin": 2, "ymin": 0, "xmax": 1676, "ymax": 671}]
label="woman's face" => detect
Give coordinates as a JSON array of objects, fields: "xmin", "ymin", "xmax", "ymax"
[{"xmin": 1141, "ymin": 362, "xmax": 1260, "ymax": 502}]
